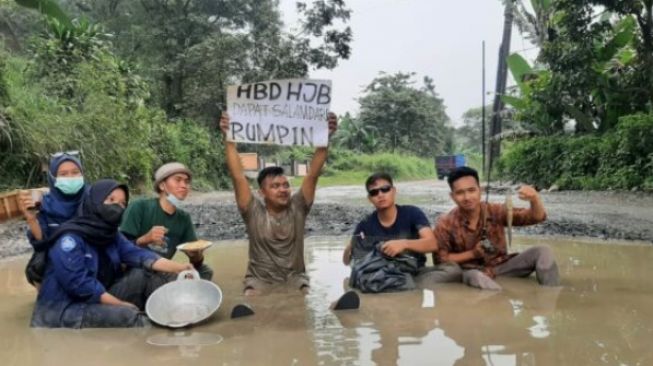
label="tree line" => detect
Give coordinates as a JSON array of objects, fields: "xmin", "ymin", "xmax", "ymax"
[{"xmin": 459, "ymin": 0, "xmax": 653, "ymax": 190}]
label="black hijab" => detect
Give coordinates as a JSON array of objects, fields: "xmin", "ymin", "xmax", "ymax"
[{"xmin": 34, "ymin": 179, "xmax": 129, "ymax": 250}]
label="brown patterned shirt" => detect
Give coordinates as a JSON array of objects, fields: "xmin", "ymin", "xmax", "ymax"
[{"xmin": 433, "ymin": 202, "xmax": 546, "ymax": 269}]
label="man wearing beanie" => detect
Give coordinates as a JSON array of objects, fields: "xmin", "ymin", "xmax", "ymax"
[{"xmin": 119, "ymin": 162, "xmax": 213, "ymax": 280}]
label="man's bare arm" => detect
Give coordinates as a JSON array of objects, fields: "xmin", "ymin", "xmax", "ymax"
[
  {"xmin": 301, "ymin": 112, "xmax": 337, "ymax": 205},
  {"xmin": 381, "ymin": 227, "xmax": 438, "ymax": 257},
  {"xmin": 220, "ymin": 113, "xmax": 252, "ymax": 211}
]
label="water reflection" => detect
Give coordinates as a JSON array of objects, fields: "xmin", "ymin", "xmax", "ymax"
[
  {"xmin": 0, "ymin": 237, "xmax": 652, "ymax": 365},
  {"xmin": 303, "ymin": 236, "xmax": 653, "ymax": 366},
  {"xmin": 147, "ymin": 331, "xmax": 223, "ymax": 358}
]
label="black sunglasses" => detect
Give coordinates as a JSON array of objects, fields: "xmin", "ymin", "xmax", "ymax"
[{"xmin": 368, "ymin": 185, "xmax": 392, "ymax": 197}]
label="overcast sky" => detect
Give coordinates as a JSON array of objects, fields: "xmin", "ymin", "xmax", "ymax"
[{"xmin": 279, "ymin": 0, "xmax": 537, "ymax": 126}]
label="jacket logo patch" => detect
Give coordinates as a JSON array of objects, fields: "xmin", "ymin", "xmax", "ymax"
[{"xmin": 61, "ymin": 237, "xmax": 77, "ymax": 252}]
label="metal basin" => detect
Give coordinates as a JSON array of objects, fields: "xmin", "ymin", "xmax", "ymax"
[{"xmin": 146, "ymin": 270, "xmax": 222, "ymax": 328}]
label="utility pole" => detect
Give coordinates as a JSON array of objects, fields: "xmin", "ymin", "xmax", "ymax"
[
  {"xmin": 489, "ymin": 0, "xmax": 515, "ymax": 165},
  {"xmin": 481, "ymin": 40, "xmax": 486, "ymax": 177}
]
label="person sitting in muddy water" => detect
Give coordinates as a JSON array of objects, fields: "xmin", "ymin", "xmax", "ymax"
[
  {"xmin": 20, "ymin": 152, "xmax": 88, "ymax": 289},
  {"xmin": 119, "ymin": 162, "xmax": 213, "ymax": 280},
  {"xmin": 342, "ymin": 172, "xmax": 462, "ymax": 292},
  {"xmin": 433, "ymin": 166, "xmax": 559, "ymax": 290},
  {"xmin": 31, "ymin": 179, "xmax": 191, "ymax": 328},
  {"xmin": 219, "ymin": 111, "xmax": 337, "ymax": 296}
]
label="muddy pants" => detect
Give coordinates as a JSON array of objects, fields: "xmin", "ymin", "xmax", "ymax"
[
  {"xmin": 31, "ymin": 269, "xmax": 174, "ymax": 328},
  {"xmin": 243, "ymin": 272, "xmax": 310, "ymax": 294},
  {"xmin": 415, "ymin": 262, "xmax": 464, "ymax": 287},
  {"xmin": 195, "ymin": 264, "xmax": 214, "ymax": 281},
  {"xmin": 108, "ymin": 268, "xmax": 175, "ymax": 310},
  {"xmin": 462, "ymin": 246, "xmax": 559, "ymax": 291}
]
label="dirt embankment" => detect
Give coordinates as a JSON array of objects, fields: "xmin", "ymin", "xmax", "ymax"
[{"xmin": 1, "ymin": 180, "xmax": 652, "ymax": 259}]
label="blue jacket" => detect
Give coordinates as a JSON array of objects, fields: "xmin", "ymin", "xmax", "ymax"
[
  {"xmin": 27, "ymin": 210, "xmax": 69, "ymax": 246},
  {"xmin": 32, "ymin": 233, "xmax": 159, "ymax": 327}
]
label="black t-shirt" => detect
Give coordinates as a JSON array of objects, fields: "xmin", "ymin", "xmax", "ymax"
[
  {"xmin": 96, "ymin": 249, "xmax": 116, "ymax": 288},
  {"xmin": 351, "ymin": 205, "xmax": 431, "ymax": 267}
]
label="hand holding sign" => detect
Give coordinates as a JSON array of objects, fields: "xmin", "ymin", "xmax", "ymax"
[
  {"xmin": 327, "ymin": 111, "xmax": 338, "ymax": 138},
  {"xmin": 219, "ymin": 112, "xmax": 230, "ymax": 138}
]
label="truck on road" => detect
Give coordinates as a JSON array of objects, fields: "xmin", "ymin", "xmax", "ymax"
[{"xmin": 435, "ymin": 154, "xmax": 466, "ymax": 180}]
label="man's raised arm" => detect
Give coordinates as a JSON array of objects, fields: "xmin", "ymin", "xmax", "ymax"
[
  {"xmin": 301, "ymin": 112, "xmax": 338, "ymax": 205},
  {"xmin": 220, "ymin": 113, "xmax": 252, "ymax": 212}
]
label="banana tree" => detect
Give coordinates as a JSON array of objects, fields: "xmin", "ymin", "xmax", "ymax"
[
  {"xmin": 14, "ymin": 0, "xmax": 70, "ymax": 28},
  {"xmin": 507, "ymin": 0, "xmax": 555, "ymax": 47},
  {"xmin": 591, "ymin": 15, "xmax": 638, "ymax": 131},
  {"xmin": 333, "ymin": 114, "xmax": 379, "ymax": 153},
  {"xmin": 504, "ymin": 15, "xmax": 637, "ymax": 134}
]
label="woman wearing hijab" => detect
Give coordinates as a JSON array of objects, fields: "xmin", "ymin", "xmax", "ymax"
[
  {"xmin": 31, "ymin": 179, "xmax": 192, "ymax": 328},
  {"xmin": 19, "ymin": 152, "xmax": 87, "ymax": 287}
]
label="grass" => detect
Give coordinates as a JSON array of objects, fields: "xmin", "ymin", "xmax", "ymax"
[
  {"xmin": 290, "ymin": 171, "xmax": 370, "ymax": 188},
  {"xmin": 290, "ymin": 167, "xmax": 436, "ymax": 188},
  {"xmin": 289, "ymin": 151, "xmax": 438, "ymax": 188}
]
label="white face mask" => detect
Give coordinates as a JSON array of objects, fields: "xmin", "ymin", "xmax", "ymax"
[
  {"xmin": 55, "ymin": 176, "xmax": 85, "ymax": 195},
  {"xmin": 166, "ymin": 192, "xmax": 184, "ymax": 208}
]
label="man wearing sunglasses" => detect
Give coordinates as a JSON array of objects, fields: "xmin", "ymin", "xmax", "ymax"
[{"xmin": 343, "ymin": 173, "xmax": 462, "ymax": 290}]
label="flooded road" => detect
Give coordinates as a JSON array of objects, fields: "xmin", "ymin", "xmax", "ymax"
[{"xmin": 1, "ymin": 236, "xmax": 652, "ymax": 366}]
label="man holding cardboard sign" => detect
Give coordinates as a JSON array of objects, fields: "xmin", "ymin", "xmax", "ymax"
[{"xmin": 219, "ymin": 99, "xmax": 336, "ymax": 296}]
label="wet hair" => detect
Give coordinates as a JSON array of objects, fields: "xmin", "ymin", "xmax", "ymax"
[
  {"xmin": 447, "ymin": 166, "xmax": 480, "ymax": 190},
  {"xmin": 365, "ymin": 172, "xmax": 394, "ymax": 190},
  {"xmin": 257, "ymin": 166, "xmax": 285, "ymax": 188}
]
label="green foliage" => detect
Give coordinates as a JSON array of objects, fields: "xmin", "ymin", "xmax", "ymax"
[
  {"xmin": 149, "ymin": 119, "xmax": 228, "ymax": 192},
  {"xmin": 506, "ymin": 1, "xmax": 653, "ymax": 135},
  {"xmin": 508, "ymin": 0, "xmax": 556, "ymax": 47},
  {"xmin": 0, "ymin": 2, "xmax": 42, "ymax": 51},
  {"xmin": 506, "ymin": 53, "xmax": 533, "ymax": 92},
  {"xmin": 268, "ymin": 145, "xmax": 313, "ymax": 169},
  {"xmin": 64, "ymin": 0, "xmax": 352, "ymax": 121},
  {"xmin": 0, "ymin": 45, "xmax": 228, "ymax": 191},
  {"xmin": 325, "ymin": 148, "xmax": 435, "ymax": 181},
  {"xmin": 0, "ymin": 48, "xmax": 7, "ymax": 104},
  {"xmin": 31, "ymin": 18, "xmax": 109, "ymax": 72},
  {"xmin": 498, "ymin": 113, "xmax": 653, "ymax": 190},
  {"xmin": 1, "ymin": 1, "xmax": 352, "ymax": 192},
  {"xmin": 332, "ymin": 112, "xmax": 378, "ymax": 152},
  {"xmin": 454, "ymin": 106, "xmax": 490, "ymax": 155},
  {"xmin": 14, "ymin": 0, "xmax": 71, "ymax": 27},
  {"xmin": 356, "ymin": 72, "xmax": 453, "ymax": 157},
  {"xmin": 501, "ymin": 1, "xmax": 653, "ymax": 190}
]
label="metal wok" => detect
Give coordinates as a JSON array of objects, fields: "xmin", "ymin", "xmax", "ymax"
[{"xmin": 146, "ymin": 270, "xmax": 222, "ymax": 328}]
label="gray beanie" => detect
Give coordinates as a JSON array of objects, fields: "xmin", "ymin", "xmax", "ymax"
[{"xmin": 154, "ymin": 162, "xmax": 192, "ymax": 193}]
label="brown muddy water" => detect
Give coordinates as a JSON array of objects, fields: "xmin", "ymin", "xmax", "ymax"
[{"xmin": 1, "ymin": 236, "xmax": 652, "ymax": 366}]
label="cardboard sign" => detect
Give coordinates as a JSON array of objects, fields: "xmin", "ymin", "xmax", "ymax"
[{"xmin": 226, "ymin": 79, "xmax": 331, "ymax": 147}]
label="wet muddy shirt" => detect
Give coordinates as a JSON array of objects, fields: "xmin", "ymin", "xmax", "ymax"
[
  {"xmin": 241, "ymin": 191, "xmax": 311, "ymax": 284},
  {"xmin": 433, "ymin": 203, "xmax": 546, "ymax": 269}
]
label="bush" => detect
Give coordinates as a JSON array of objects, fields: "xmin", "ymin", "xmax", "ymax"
[
  {"xmin": 150, "ymin": 119, "xmax": 229, "ymax": 191},
  {"xmin": 0, "ymin": 50, "xmax": 228, "ymax": 192},
  {"xmin": 323, "ymin": 150, "xmax": 435, "ymax": 182},
  {"xmin": 498, "ymin": 113, "xmax": 653, "ymax": 190},
  {"xmin": 497, "ymin": 136, "xmax": 565, "ymax": 189}
]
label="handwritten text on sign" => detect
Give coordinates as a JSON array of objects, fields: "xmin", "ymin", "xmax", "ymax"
[{"xmin": 226, "ymin": 79, "xmax": 331, "ymax": 147}]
